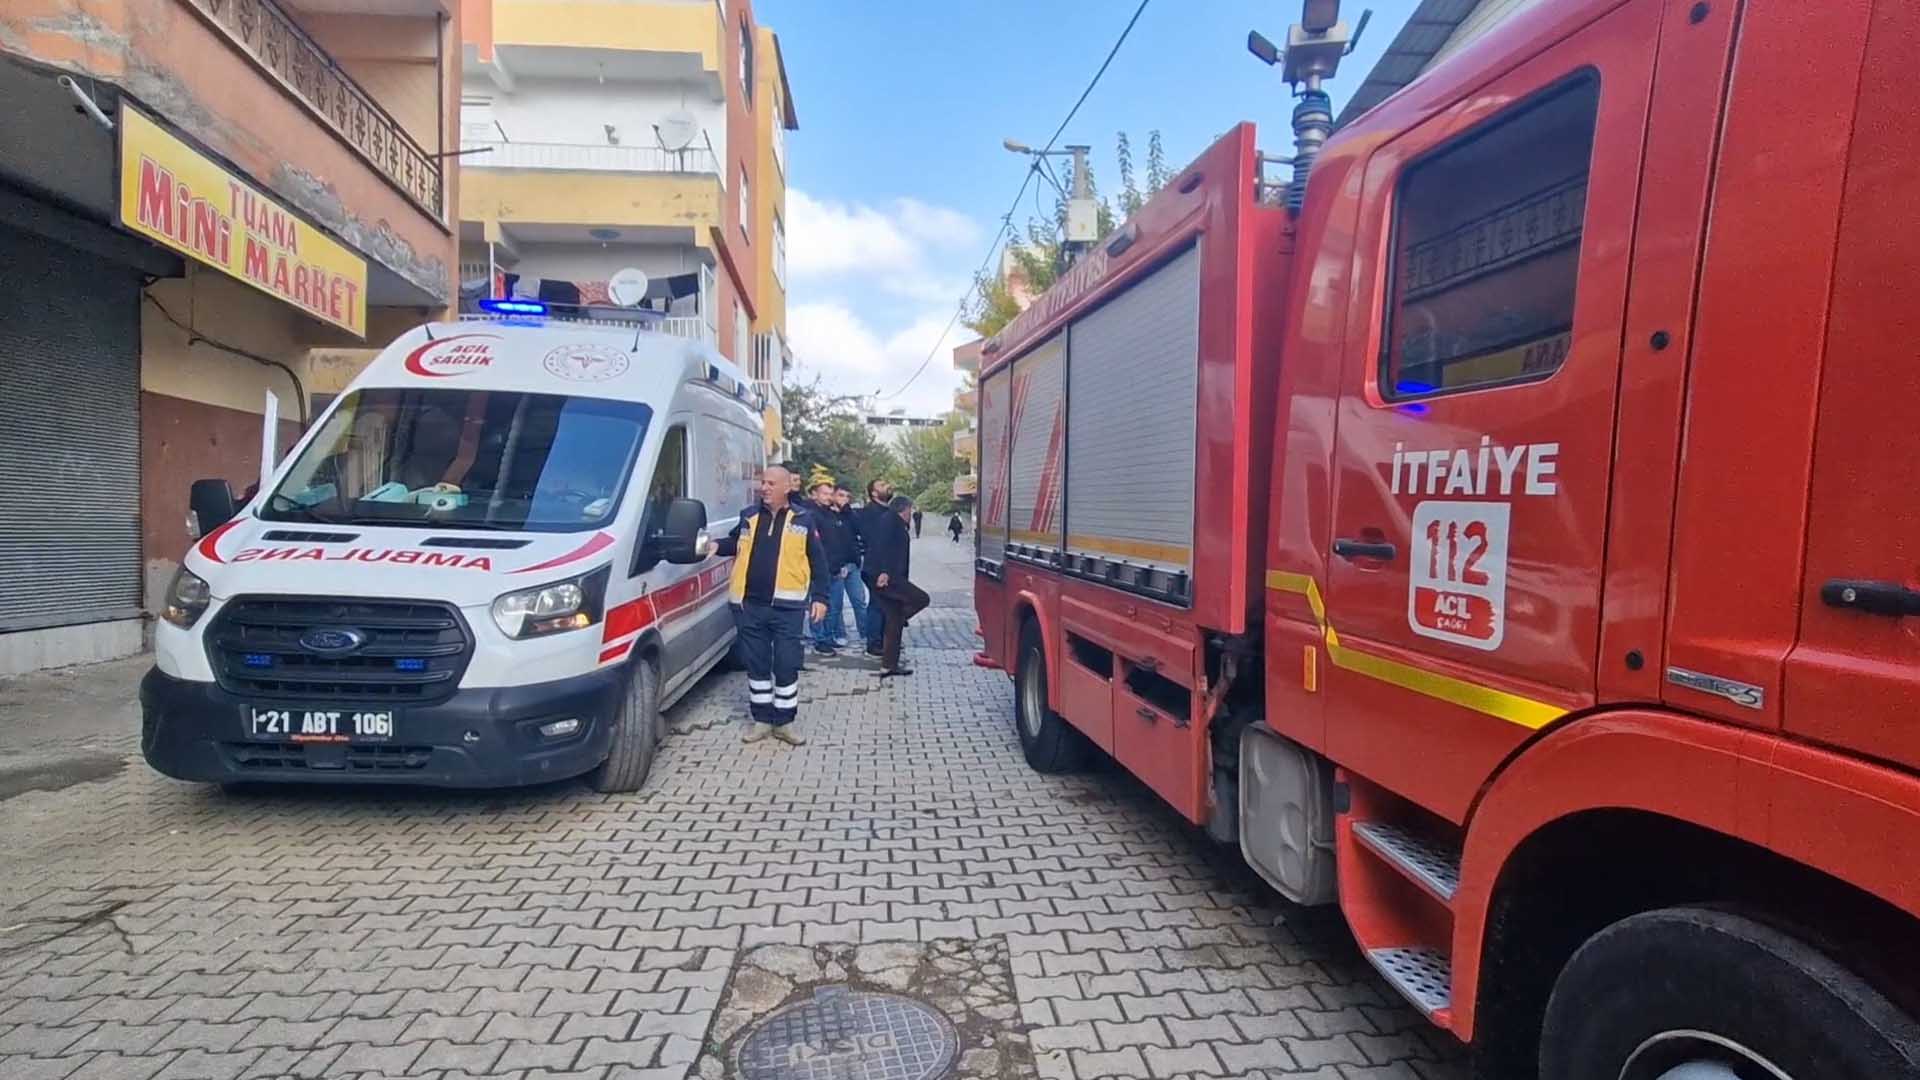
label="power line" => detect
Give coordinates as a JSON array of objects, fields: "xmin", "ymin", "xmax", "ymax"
[{"xmin": 881, "ymin": 0, "xmax": 1152, "ymax": 401}]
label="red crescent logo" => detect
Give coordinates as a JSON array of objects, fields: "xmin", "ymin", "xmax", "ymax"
[
  {"xmin": 195, "ymin": 517, "xmax": 246, "ymax": 564},
  {"xmin": 405, "ymin": 333, "xmax": 501, "ymax": 377},
  {"xmin": 511, "ymin": 531, "xmax": 616, "ymax": 575}
]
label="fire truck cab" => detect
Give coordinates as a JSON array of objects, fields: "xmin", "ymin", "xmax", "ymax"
[{"xmin": 975, "ymin": 0, "xmax": 1920, "ymax": 1075}]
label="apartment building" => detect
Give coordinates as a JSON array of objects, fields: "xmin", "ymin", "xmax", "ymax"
[
  {"xmin": 456, "ymin": 0, "xmax": 796, "ymax": 455},
  {"xmin": 0, "ymin": 0, "xmax": 461, "ymax": 675}
]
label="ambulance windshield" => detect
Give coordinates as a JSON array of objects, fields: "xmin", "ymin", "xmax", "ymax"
[{"xmin": 262, "ymin": 387, "xmax": 653, "ymax": 533}]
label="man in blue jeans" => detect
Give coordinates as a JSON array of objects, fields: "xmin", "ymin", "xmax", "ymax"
[{"xmin": 806, "ymin": 481, "xmax": 867, "ymax": 654}]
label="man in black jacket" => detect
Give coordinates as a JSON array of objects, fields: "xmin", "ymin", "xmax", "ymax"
[
  {"xmin": 853, "ymin": 478, "xmax": 895, "ymax": 655},
  {"xmin": 864, "ymin": 495, "xmax": 929, "ymax": 677},
  {"xmin": 807, "ymin": 480, "xmax": 865, "ymax": 655}
]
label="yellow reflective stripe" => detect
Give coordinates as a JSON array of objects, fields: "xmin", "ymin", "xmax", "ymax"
[{"xmin": 1265, "ymin": 570, "xmax": 1563, "ymax": 730}]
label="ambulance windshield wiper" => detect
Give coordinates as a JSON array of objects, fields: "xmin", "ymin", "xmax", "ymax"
[{"xmin": 265, "ymin": 494, "xmax": 346, "ymax": 525}]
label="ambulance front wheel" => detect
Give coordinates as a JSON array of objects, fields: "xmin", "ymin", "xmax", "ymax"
[
  {"xmin": 1539, "ymin": 906, "xmax": 1920, "ymax": 1080},
  {"xmin": 1014, "ymin": 620, "xmax": 1090, "ymax": 774},
  {"xmin": 587, "ymin": 657, "xmax": 661, "ymax": 793}
]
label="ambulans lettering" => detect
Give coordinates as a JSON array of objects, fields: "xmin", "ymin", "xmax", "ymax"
[
  {"xmin": 1389, "ymin": 438, "xmax": 1558, "ymax": 497},
  {"xmin": 231, "ymin": 547, "xmax": 493, "ymax": 571}
]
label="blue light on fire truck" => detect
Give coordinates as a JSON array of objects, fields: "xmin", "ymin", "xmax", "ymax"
[{"xmin": 480, "ymin": 298, "xmax": 549, "ymax": 317}]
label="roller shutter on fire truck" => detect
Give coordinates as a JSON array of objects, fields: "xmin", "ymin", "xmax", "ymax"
[
  {"xmin": 976, "ymin": 368, "xmax": 1010, "ymax": 568},
  {"xmin": 1007, "ymin": 333, "xmax": 1065, "ymax": 559},
  {"xmin": 1063, "ymin": 243, "xmax": 1201, "ymax": 588}
]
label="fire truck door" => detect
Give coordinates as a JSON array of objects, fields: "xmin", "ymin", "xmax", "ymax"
[
  {"xmin": 1318, "ymin": 4, "xmax": 1657, "ymax": 822},
  {"xmin": 1785, "ymin": 24, "xmax": 1920, "ymax": 775}
]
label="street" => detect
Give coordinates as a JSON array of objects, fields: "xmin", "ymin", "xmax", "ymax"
[{"xmin": 0, "ymin": 535, "xmax": 1465, "ymax": 1080}]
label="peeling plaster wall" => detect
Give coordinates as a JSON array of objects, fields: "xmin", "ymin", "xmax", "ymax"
[{"xmin": 0, "ymin": 0, "xmax": 456, "ymax": 309}]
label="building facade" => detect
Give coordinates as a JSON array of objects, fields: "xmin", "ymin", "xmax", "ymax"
[
  {"xmin": 0, "ymin": 0, "xmax": 461, "ymax": 676},
  {"xmin": 1337, "ymin": 0, "xmax": 1545, "ymax": 123},
  {"xmin": 456, "ymin": 0, "xmax": 795, "ymax": 456}
]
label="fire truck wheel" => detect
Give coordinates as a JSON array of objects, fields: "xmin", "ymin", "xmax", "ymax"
[
  {"xmin": 1015, "ymin": 621, "xmax": 1090, "ymax": 773},
  {"xmin": 587, "ymin": 657, "xmax": 661, "ymax": 794},
  {"xmin": 1539, "ymin": 906, "xmax": 1920, "ymax": 1080}
]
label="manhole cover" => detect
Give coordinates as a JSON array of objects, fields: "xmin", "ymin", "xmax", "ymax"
[{"xmin": 735, "ymin": 986, "xmax": 957, "ymax": 1080}]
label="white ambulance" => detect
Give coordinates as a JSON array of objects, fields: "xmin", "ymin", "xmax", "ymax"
[{"xmin": 141, "ymin": 303, "xmax": 764, "ymax": 792}]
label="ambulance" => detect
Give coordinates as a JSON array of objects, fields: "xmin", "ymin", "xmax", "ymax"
[{"xmin": 140, "ymin": 302, "xmax": 764, "ymax": 792}]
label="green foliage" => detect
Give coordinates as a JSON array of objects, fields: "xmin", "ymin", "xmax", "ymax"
[{"xmin": 780, "ymin": 372, "xmax": 897, "ymax": 492}]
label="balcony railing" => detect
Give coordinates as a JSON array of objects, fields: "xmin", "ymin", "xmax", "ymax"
[
  {"xmin": 463, "ymin": 140, "xmax": 722, "ymax": 177},
  {"xmin": 184, "ymin": 0, "xmax": 443, "ymax": 218}
]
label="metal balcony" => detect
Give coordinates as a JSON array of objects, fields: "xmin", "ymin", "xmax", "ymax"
[
  {"xmin": 182, "ymin": 0, "xmax": 443, "ymax": 218},
  {"xmin": 462, "ymin": 141, "xmax": 723, "ymax": 177}
]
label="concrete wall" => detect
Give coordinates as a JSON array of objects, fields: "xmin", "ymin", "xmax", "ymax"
[
  {"xmin": 486, "ymin": 241, "xmax": 711, "ymax": 283},
  {"xmin": 300, "ymin": 13, "xmax": 447, "ymax": 153},
  {"xmin": 465, "ymin": 76, "xmax": 727, "ymax": 168},
  {"xmin": 0, "ymin": 0, "xmax": 457, "ymax": 307}
]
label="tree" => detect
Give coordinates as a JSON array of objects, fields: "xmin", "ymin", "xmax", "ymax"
[
  {"xmin": 779, "ymin": 371, "xmax": 896, "ymax": 492},
  {"xmin": 893, "ymin": 415, "xmax": 967, "ymax": 514},
  {"xmin": 965, "ymin": 130, "xmax": 1170, "ymax": 339}
]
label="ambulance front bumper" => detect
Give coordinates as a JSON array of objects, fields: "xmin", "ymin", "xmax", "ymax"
[{"xmin": 139, "ymin": 666, "xmax": 623, "ymax": 788}]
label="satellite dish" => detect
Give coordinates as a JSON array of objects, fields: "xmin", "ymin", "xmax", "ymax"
[
  {"xmin": 608, "ymin": 267, "xmax": 650, "ymax": 307},
  {"xmin": 656, "ymin": 110, "xmax": 698, "ymax": 151}
]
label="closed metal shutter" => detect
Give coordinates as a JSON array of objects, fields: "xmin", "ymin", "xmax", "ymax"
[
  {"xmin": 1007, "ymin": 333, "xmax": 1065, "ymax": 558},
  {"xmin": 976, "ymin": 369, "xmax": 1010, "ymax": 568},
  {"xmin": 0, "ymin": 224, "xmax": 143, "ymax": 632},
  {"xmin": 1064, "ymin": 243, "xmax": 1201, "ymax": 576}
]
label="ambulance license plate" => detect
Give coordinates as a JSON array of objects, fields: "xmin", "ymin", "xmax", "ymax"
[{"xmin": 248, "ymin": 707, "xmax": 398, "ymax": 743}]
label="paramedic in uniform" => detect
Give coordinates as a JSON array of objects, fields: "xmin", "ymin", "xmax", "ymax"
[{"xmin": 708, "ymin": 465, "xmax": 829, "ymax": 744}]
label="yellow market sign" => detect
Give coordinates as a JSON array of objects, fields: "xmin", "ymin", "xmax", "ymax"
[{"xmin": 118, "ymin": 103, "xmax": 367, "ymax": 337}]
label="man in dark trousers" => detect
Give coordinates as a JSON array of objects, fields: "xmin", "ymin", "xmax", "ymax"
[
  {"xmin": 709, "ymin": 465, "xmax": 828, "ymax": 744},
  {"xmin": 807, "ymin": 479, "xmax": 864, "ymax": 655},
  {"xmin": 865, "ymin": 495, "xmax": 930, "ymax": 678},
  {"xmin": 947, "ymin": 511, "xmax": 964, "ymax": 543},
  {"xmin": 912, "ymin": 508, "xmax": 924, "ymax": 538},
  {"xmin": 854, "ymin": 477, "xmax": 895, "ymax": 656}
]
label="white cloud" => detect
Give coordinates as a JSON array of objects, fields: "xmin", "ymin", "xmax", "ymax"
[
  {"xmin": 779, "ymin": 188, "xmax": 980, "ymax": 419},
  {"xmin": 788, "ymin": 301, "xmax": 967, "ymax": 417}
]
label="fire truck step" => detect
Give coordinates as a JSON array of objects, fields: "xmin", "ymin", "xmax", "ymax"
[
  {"xmin": 1366, "ymin": 946, "xmax": 1453, "ymax": 1018},
  {"xmin": 1352, "ymin": 820, "xmax": 1461, "ymax": 902}
]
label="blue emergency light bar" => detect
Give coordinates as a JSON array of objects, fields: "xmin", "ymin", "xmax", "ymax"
[{"xmin": 479, "ymin": 298, "xmax": 549, "ymax": 317}]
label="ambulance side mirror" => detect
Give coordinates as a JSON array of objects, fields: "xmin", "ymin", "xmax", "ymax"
[
  {"xmin": 188, "ymin": 479, "xmax": 238, "ymax": 539},
  {"xmin": 658, "ymin": 497, "xmax": 709, "ymax": 565}
]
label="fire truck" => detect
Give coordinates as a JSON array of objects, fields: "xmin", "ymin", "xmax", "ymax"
[{"xmin": 972, "ymin": 1, "xmax": 1920, "ymax": 1075}]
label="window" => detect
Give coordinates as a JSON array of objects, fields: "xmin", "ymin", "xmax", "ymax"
[
  {"xmin": 636, "ymin": 425, "xmax": 688, "ymax": 573},
  {"xmin": 734, "ymin": 302, "xmax": 750, "ymax": 369},
  {"xmin": 773, "ymin": 211, "xmax": 787, "ymax": 289},
  {"xmin": 739, "ymin": 168, "xmax": 751, "ymax": 242},
  {"xmin": 739, "ymin": 16, "xmax": 754, "ymax": 105},
  {"xmin": 460, "ymin": 96, "xmax": 495, "ymax": 145},
  {"xmin": 264, "ymin": 388, "xmax": 653, "ymax": 534},
  {"xmin": 1382, "ymin": 76, "xmax": 1600, "ymax": 399}
]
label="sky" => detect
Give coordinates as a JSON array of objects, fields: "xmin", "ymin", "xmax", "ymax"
[{"xmin": 755, "ymin": 0, "xmax": 1422, "ymax": 416}]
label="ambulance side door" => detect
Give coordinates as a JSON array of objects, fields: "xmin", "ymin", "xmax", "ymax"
[{"xmin": 1320, "ymin": 2, "xmax": 1656, "ymax": 822}]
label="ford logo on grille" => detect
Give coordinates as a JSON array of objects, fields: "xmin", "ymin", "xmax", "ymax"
[{"xmin": 299, "ymin": 627, "xmax": 368, "ymax": 655}]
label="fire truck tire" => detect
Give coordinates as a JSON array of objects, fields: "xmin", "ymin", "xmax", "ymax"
[
  {"xmin": 1015, "ymin": 621, "xmax": 1090, "ymax": 773},
  {"xmin": 1539, "ymin": 906, "xmax": 1920, "ymax": 1080},
  {"xmin": 587, "ymin": 657, "xmax": 661, "ymax": 794}
]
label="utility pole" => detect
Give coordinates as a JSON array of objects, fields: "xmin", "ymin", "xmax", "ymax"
[
  {"xmin": 1003, "ymin": 139, "xmax": 1102, "ymax": 269},
  {"xmin": 1061, "ymin": 145, "xmax": 1097, "ymax": 268}
]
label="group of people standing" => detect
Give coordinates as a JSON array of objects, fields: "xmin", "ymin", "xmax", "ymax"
[{"xmin": 708, "ymin": 463, "xmax": 931, "ymax": 746}]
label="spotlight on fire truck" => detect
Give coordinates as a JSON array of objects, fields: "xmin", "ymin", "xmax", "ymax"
[{"xmin": 1250, "ymin": 2, "xmax": 1373, "ymax": 212}]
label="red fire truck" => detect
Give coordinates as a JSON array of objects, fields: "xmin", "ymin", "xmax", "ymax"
[{"xmin": 973, "ymin": 1, "xmax": 1920, "ymax": 1075}]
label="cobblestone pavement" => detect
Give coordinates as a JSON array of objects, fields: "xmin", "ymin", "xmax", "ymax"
[{"xmin": 0, "ymin": 536, "xmax": 1469, "ymax": 1080}]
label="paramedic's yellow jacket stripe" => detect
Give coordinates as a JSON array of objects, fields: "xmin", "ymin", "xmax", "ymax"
[{"xmin": 1266, "ymin": 570, "xmax": 1564, "ymax": 730}]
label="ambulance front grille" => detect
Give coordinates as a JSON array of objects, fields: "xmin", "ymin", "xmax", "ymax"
[{"xmin": 206, "ymin": 595, "xmax": 473, "ymax": 704}]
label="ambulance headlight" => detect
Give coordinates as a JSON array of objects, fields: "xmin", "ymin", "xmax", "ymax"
[
  {"xmin": 161, "ymin": 567, "xmax": 212, "ymax": 629},
  {"xmin": 490, "ymin": 566, "xmax": 610, "ymax": 639}
]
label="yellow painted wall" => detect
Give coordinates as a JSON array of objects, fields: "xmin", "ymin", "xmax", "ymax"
[
  {"xmin": 492, "ymin": 0, "xmax": 720, "ymax": 70},
  {"xmin": 462, "ymin": 168, "xmax": 723, "ymax": 232}
]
